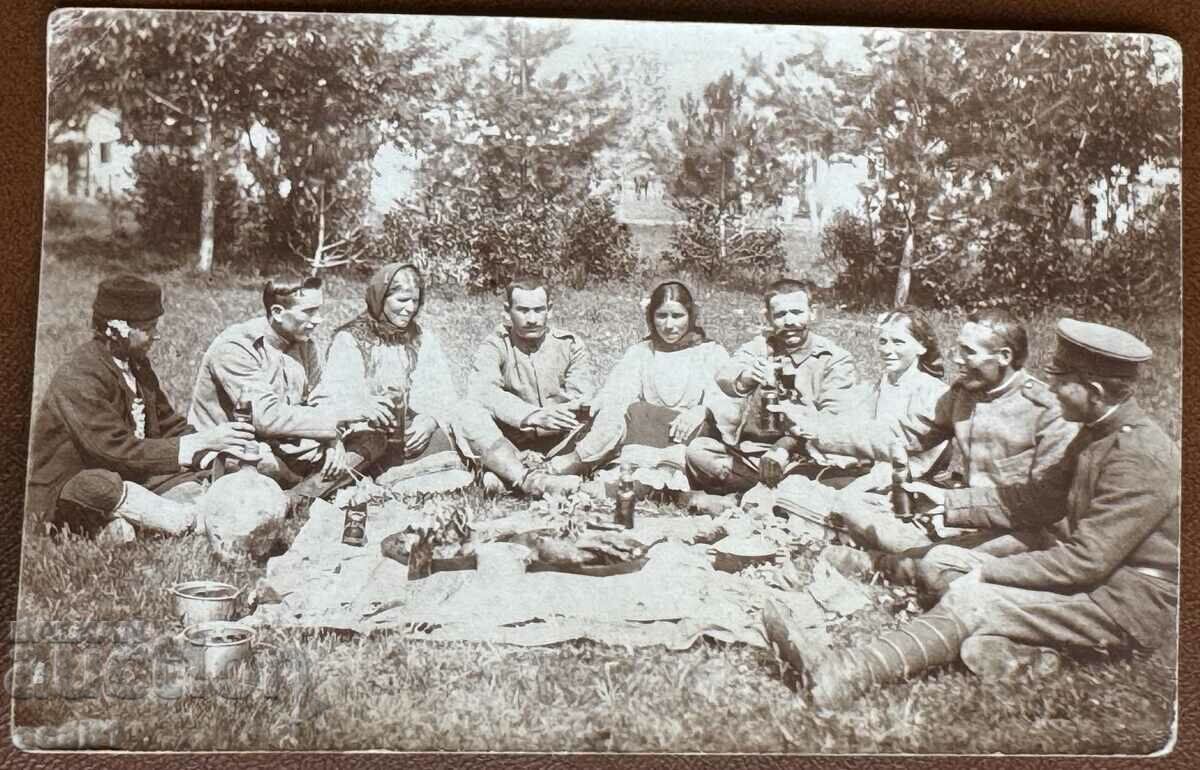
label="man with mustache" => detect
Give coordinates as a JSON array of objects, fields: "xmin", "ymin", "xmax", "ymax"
[
  {"xmin": 779, "ymin": 308, "xmax": 1079, "ymax": 574},
  {"xmin": 685, "ymin": 278, "xmax": 859, "ymax": 494},
  {"xmin": 764, "ymin": 319, "xmax": 1178, "ymax": 710},
  {"xmin": 189, "ymin": 276, "xmax": 395, "ymax": 502},
  {"xmin": 456, "ymin": 276, "xmax": 594, "ymax": 498},
  {"xmin": 26, "ymin": 275, "xmax": 255, "ymax": 540}
]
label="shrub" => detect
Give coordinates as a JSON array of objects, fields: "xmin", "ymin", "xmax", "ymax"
[
  {"xmin": 374, "ymin": 192, "xmax": 639, "ymax": 293},
  {"xmin": 821, "ymin": 210, "xmax": 894, "ymax": 307},
  {"xmin": 560, "ymin": 196, "xmax": 639, "ymax": 289},
  {"xmin": 1082, "ymin": 185, "xmax": 1181, "ymax": 321},
  {"xmin": 129, "ymin": 148, "xmax": 269, "ymax": 269},
  {"xmin": 664, "ymin": 202, "xmax": 786, "ymax": 286}
]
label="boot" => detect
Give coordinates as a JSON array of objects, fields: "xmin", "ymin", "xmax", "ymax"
[
  {"xmin": 112, "ymin": 482, "xmax": 196, "ymax": 536},
  {"xmin": 481, "ymin": 439, "xmax": 580, "ymax": 498},
  {"xmin": 807, "ymin": 611, "xmax": 967, "ymax": 709},
  {"xmin": 959, "ymin": 635, "xmax": 1061, "ymax": 680},
  {"xmin": 765, "ymin": 599, "xmax": 967, "ymax": 710}
]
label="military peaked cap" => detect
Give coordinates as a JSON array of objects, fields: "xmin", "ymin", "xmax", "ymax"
[{"xmin": 1045, "ymin": 318, "xmax": 1152, "ymax": 380}]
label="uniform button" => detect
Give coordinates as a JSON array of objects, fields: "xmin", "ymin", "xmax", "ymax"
[
  {"xmin": 1121, "ymin": 425, "xmax": 1133, "ymax": 433},
  {"xmin": 1024, "ymin": 381, "xmax": 1033, "ymax": 388}
]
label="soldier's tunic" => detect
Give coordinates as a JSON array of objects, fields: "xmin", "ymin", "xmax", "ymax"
[
  {"xmin": 813, "ymin": 368, "xmax": 1078, "ymax": 488},
  {"xmin": 685, "ymin": 331, "xmax": 857, "ymax": 492},
  {"xmin": 456, "ymin": 324, "xmax": 595, "ymax": 458},
  {"xmin": 929, "ymin": 399, "xmax": 1178, "ymax": 651},
  {"xmin": 189, "ymin": 316, "xmax": 339, "ymax": 486}
]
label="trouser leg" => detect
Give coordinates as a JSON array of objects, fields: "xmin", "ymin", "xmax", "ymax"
[
  {"xmin": 479, "ymin": 437, "xmax": 581, "ymax": 498},
  {"xmin": 53, "ymin": 469, "xmax": 196, "ymax": 538},
  {"xmin": 684, "ymin": 437, "xmax": 759, "ymax": 494},
  {"xmin": 936, "ymin": 571, "xmax": 1132, "ymax": 678},
  {"xmin": 286, "ymin": 431, "xmax": 385, "ymax": 504},
  {"xmin": 916, "ymin": 532, "xmax": 1046, "ymax": 598}
]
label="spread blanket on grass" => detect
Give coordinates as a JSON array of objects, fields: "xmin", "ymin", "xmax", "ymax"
[{"xmin": 245, "ymin": 496, "xmax": 868, "ymax": 651}]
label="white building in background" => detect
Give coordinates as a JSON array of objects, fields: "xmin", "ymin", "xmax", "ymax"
[{"xmin": 45, "ymin": 109, "xmax": 137, "ymax": 200}]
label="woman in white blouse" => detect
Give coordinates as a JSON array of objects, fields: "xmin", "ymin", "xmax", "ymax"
[
  {"xmin": 808, "ymin": 305, "xmax": 951, "ymax": 489},
  {"xmin": 549, "ymin": 280, "xmax": 732, "ymax": 482}
]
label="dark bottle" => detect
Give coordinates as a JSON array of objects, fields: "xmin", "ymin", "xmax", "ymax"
[
  {"xmin": 757, "ymin": 359, "xmax": 781, "ymax": 433},
  {"xmin": 614, "ymin": 463, "xmax": 637, "ymax": 529},
  {"xmin": 342, "ymin": 501, "xmax": 367, "ymax": 547},
  {"xmin": 385, "ymin": 387, "xmax": 408, "ymax": 452},
  {"xmin": 225, "ymin": 399, "xmax": 255, "ymax": 474},
  {"xmin": 890, "ymin": 442, "xmax": 912, "ymax": 519}
]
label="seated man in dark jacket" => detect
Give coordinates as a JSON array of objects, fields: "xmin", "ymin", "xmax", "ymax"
[
  {"xmin": 764, "ymin": 318, "xmax": 1178, "ymax": 709},
  {"xmin": 25, "ymin": 275, "xmax": 254, "ymax": 540}
]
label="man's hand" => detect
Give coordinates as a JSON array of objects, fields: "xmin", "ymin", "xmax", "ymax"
[
  {"xmin": 766, "ymin": 400, "xmax": 818, "ymax": 439},
  {"xmin": 404, "ymin": 415, "xmax": 438, "ymax": 457},
  {"xmin": 321, "ymin": 439, "xmax": 350, "ymax": 480},
  {"xmin": 668, "ymin": 406, "xmax": 706, "ymax": 444},
  {"xmin": 902, "ymin": 480, "xmax": 946, "ymax": 513},
  {"xmin": 831, "ymin": 488, "xmax": 893, "ymax": 519},
  {"xmin": 523, "ymin": 405, "xmax": 579, "ymax": 433},
  {"xmin": 183, "ymin": 422, "xmax": 256, "ymax": 460},
  {"xmin": 736, "ymin": 358, "xmax": 774, "ymax": 392}
]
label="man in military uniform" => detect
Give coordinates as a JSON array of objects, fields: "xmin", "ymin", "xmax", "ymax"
[
  {"xmin": 26, "ymin": 276, "xmax": 255, "ymax": 540},
  {"xmin": 764, "ymin": 318, "xmax": 1178, "ymax": 709},
  {"xmin": 189, "ymin": 276, "xmax": 395, "ymax": 502},
  {"xmin": 791, "ymin": 309, "xmax": 1078, "ymax": 562},
  {"xmin": 456, "ymin": 277, "xmax": 594, "ymax": 497},
  {"xmin": 685, "ymin": 278, "xmax": 858, "ymax": 494}
]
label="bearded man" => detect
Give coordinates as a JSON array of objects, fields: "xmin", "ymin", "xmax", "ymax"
[{"xmin": 26, "ymin": 275, "xmax": 254, "ymax": 540}]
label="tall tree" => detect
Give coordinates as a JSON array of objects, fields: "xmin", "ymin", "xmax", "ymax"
[
  {"xmin": 400, "ymin": 19, "xmax": 632, "ymax": 290},
  {"xmin": 48, "ymin": 9, "xmax": 441, "ymax": 272},
  {"xmin": 753, "ymin": 30, "xmax": 1180, "ymax": 306},
  {"xmin": 666, "ymin": 72, "xmax": 783, "ymax": 264}
]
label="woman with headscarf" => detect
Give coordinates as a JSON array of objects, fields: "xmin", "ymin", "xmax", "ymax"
[
  {"xmin": 549, "ymin": 281, "xmax": 733, "ymax": 486},
  {"xmin": 312, "ymin": 263, "xmax": 471, "ymax": 492}
]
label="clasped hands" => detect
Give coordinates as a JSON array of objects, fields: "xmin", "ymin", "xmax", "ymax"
[{"xmin": 523, "ymin": 399, "xmax": 590, "ymax": 434}]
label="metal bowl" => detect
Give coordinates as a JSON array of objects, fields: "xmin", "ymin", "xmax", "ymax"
[
  {"xmin": 171, "ymin": 580, "xmax": 241, "ymax": 626},
  {"xmin": 182, "ymin": 620, "xmax": 256, "ymax": 679}
]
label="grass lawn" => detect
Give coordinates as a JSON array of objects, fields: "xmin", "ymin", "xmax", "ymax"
[{"xmin": 12, "ymin": 231, "xmax": 1181, "ymax": 753}]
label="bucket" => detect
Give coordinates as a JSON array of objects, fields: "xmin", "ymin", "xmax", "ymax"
[
  {"xmin": 182, "ymin": 620, "xmax": 257, "ymax": 679},
  {"xmin": 170, "ymin": 580, "xmax": 241, "ymax": 626}
]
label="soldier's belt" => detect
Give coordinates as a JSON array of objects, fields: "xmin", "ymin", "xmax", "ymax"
[{"xmin": 1131, "ymin": 565, "xmax": 1177, "ymax": 584}]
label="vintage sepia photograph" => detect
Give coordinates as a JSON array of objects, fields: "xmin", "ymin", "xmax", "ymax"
[{"xmin": 12, "ymin": 7, "xmax": 1182, "ymax": 754}]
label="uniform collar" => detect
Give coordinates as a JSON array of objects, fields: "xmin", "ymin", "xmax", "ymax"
[
  {"xmin": 257, "ymin": 317, "xmax": 295, "ymax": 354},
  {"xmin": 1085, "ymin": 398, "xmax": 1143, "ymax": 440},
  {"xmin": 974, "ymin": 369, "xmax": 1025, "ymax": 402}
]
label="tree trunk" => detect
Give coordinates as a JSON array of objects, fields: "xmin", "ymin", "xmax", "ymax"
[
  {"xmin": 894, "ymin": 207, "xmax": 915, "ymax": 306},
  {"xmin": 196, "ymin": 121, "xmax": 219, "ymax": 273}
]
